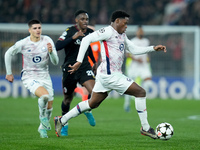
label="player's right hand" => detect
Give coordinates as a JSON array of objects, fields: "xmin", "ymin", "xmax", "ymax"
[
  {"xmin": 72, "ymin": 30, "xmax": 85, "ymax": 39},
  {"xmin": 68, "ymin": 62, "xmax": 82, "ymax": 74},
  {"xmin": 6, "ymin": 74, "xmax": 14, "ymax": 83}
]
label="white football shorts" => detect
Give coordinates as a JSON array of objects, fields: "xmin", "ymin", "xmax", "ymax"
[
  {"xmin": 127, "ymin": 63, "xmax": 152, "ymax": 80},
  {"xmin": 22, "ymin": 75, "xmax": 54, "ymax": 101},
  {"xmin": 93, "ymin": 72, "xmax": 134, "ymax": 95}
]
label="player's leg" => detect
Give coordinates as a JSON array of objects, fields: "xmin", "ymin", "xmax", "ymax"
[
  {"xmin": 124, "ymin": 82, "xmax": 157, "ymax": 139},
  {"xmin": 60, "ymin": 74, "xmax": 77, "ymax": 136},
  {"xmin": 35, "ymin": 86, "xmax": 52, "ymax": 131},
  {"xmin": 54, "ymin": 91, "xmax": 107, "ymax": 137},
  {"xmin": 124, "ymin": 94, "xmax": 131, "ymax": 112},
  {"xmin": 82, "ymin": 79, "xmax": 96, "ymax": 126}
]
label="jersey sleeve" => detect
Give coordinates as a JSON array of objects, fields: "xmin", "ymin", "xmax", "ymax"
[
  {"xmin": 125, "ymin": 35, "xmax": 154, "ymax": 55},
  {"xmin": 77, "ymin": 27, "xmax": 112, "ymax": 63},
  {"xmin": 46, "ymin": 36, "xmax": 59, "ymax": 65},
  {"xmin": 4, "ymin": 40, "xmax": 23, "ymax": 75},
  {"xmin": 56, "ymin": 28, "xmax": 73, "ymax": 51}
]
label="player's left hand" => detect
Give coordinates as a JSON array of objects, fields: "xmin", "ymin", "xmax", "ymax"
[
  {"xmin": 68, "ymin": 62, "xmax": 82, "ymax": 74},
  {"xmin": 154, "ymin": 45, "xmax": 167, "ymax": 52},
  {"xmin": 47, "ymin": 43, "xmax": 53, "ymax": 53}
]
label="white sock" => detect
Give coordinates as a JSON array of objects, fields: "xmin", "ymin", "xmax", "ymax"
[
  {"xmin": 38, "ymin": 95, "xmax": 49, "ymax": 118},
  {"xmin": 61, "ymin": 100, "xmax": 91, "ymax": 125},
  {"xmin": 124, "ymin": 94, "xmax": 131, "ymax": 108},
  {"xmin": 135, "ymin": 97, "xmax": 150, "ymax": 131}
]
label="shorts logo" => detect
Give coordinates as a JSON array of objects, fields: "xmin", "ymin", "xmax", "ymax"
[
  {"xmin": 127, "ymin": 77, "xmax": 132, "ymax": 82},
  {"xmin": 119, "ymin": 44, "xmax": 125, "ymax": 51},
  {"xmin": 63, "ymin": 87, "xmax": 67, "ymax": 93},
  {"xmin": 99, "ymin": 28, "xmax": 105, "ymax": 33},
  {"xmin": 32, "ymin": 56, "xmax": 42, "ymax": 63}
]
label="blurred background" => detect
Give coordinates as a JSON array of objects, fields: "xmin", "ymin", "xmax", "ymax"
[{"xmin": 0, "ymin": 0, "xmax": 200, "ymax": 99}]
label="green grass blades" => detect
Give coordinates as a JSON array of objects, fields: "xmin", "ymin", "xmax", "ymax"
[{"xmin": 0, "ymin": 96, "xmax": 200, "ymax": 150}]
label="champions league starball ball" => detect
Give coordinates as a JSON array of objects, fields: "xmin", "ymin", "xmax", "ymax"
[{"xmin": 156, "ymin": 122, "xmax": 174, "ymax": 140}]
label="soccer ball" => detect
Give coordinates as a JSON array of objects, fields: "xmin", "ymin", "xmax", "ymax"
[{"xmin": 156, "ymin": 122, "xmax": 174, "ymax": 140}]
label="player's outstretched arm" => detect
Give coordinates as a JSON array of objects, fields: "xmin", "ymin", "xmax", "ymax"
[
  {"xmin": 68, "ymin": 62, "xmax": 82, "ymax": 74},
  {"xmin": 153, "ymin": 45, "xmax": 167, "ymax": 52}
]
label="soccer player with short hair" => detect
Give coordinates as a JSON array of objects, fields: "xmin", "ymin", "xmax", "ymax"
[
  {"xmin": 5, "ymin": 19, "xmax": 59, "ymax": 138},
  {"xmin": 55, "ymin": 10, "xmax": 96, "ymax": 136},
  {"xmin": 54, "ymin": 10, "xmax": 166, "ymax": 139},
  {"xmin": 124, "ymin": 25, "xmax": 153, "ymax": 112}
]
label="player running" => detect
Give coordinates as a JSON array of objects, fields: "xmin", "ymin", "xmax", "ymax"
[
  {"xmin": 5, "ymin": 19, "xmax": 59, "ymax": 138},
  {"xmin": 54, "ymin": 10, "xmax": 166, "ymax": 139},
  {"xmin": 55, "ymin": 10, "xmax": 97, "ymax": 136}
]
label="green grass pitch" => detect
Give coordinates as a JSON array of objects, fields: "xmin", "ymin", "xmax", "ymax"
[{"xmin": 0, "ymin": 96, "xmax": 200, "ymax": 150}]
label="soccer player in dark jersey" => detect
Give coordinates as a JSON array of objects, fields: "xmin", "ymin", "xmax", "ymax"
[{"xmin": 55, "ymin": 10, "xmax": 97, "ymax": 136}]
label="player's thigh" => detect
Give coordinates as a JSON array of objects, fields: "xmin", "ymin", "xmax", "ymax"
[
  {"xmin": 82, "ymin": 79, "xmax": 95, "ymax": 94},
  {"xmin": 22, "ymin": 79, "xmax": 48, "ymax": 97},
  {"xmin": 62, "ymin": 72, "xmax": 77, "ymax": 95},
  {"xmin": 79, "ymin": 67, "xmax": 95, "ymax": 93}
]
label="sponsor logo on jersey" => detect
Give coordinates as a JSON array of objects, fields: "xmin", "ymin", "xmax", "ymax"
[
  {"xmin": 32, "ymin": 56, "xmax": 42, "ymax": 63},
  {"xmin": 75, "ymin": 39, "xmax": 81, "ymax": 45}
]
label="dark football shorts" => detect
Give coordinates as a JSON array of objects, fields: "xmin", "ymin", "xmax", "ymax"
[{"xmin": 62, "ymin": 65, "xmax": 95, "ymax": 95}]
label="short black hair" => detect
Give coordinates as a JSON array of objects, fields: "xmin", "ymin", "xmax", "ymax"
[
  {"xmin": 74, "ymin": 10, "xmax": 88, "ymax": 18},
  {"xmin": 111, "ymin": 10, "xmax": 130, "ymax": 22},
  {"xmin": 28, "ymin": 19, "xmax": 41, "ymax": 28}
]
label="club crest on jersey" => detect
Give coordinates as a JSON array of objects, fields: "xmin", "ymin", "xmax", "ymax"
[
  {"xmin": 119, "ymin": 44, "xmax": 125, "ymax": 51},
  {"xmin": 75, "ymin": 39, "xmax": 81, "ymax": 45},
  {"xmin": 41, "ymin": 46, "xmax": 46, "ymax": 52}
]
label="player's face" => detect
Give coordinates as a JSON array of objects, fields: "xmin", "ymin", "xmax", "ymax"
[
  {"xmin": 29, "ymin": 24, "xmax": 42, "ymax": 39},
  {"xmin": 76, "ymin": 13, "xmax": 89, "ymax": 30},
  {"xmin": 136, "ymin": 28, "xmax": 144, "ymax": 39},
  {"xmin": 117, "ymin": 17, "xmax": 129, "ymax": 34}
]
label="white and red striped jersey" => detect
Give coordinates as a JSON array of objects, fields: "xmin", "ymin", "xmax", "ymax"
[
  {"xmin": 77, "ymin": 25, "xmax": 154, "ymax": 75},
  {"xmin": 5, "ymin": 35, "xmax": 59, "ymax": 80}
]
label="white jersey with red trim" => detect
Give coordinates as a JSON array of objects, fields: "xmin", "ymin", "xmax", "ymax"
[
  {"xmin": 77, "ymin": 25, "xmax": 155, "ymax": 75},
  {"xmin": 5, "ymin": 35, "xmax": 58, "ymax": 80}
]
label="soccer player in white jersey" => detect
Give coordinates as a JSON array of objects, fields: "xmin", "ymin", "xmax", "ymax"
[
  {"xmin": 124, "ymin": 25, "xmax": 153, "ymax": 112},
  {"xmin": 4, "ymin": 19, "xmax": 59, "ymax": 138},
  {"xmin": 54, "ymin": 10, "xmax": 166, "ymax": 139}
]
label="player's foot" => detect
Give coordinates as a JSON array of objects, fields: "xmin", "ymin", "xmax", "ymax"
[
  {"xmin": 84, "ymin": 111, "xmax": 96, "ymax": 126},
  {"xmin": 38, "ymin": 128, "xmax": 48, "ymax": 138},
  {"xmin": 54, "ymin": 116, "xmax": 62, "ymax": 137},
  {"xmin": 61, "ymin": 124, "xmax": 68, "ymax": 136},
  {"xmin": 39, "ymin": 116, "xmax": 51, "ymax": 131},
  {"xmin": 124, "ymin": 105, "xmax": 130, "ymax": 112},
  {"xmin": 140, "ymin": 127, "xmax": 158, "ymax": 139}
]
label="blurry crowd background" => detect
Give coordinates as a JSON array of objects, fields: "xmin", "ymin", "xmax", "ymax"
[{"xmin": 0, "ymin": 0, "xmax": 199, "ymax": 25}]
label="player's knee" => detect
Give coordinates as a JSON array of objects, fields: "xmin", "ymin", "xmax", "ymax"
[
  {"xmin": 40, "ymin": 94, "xmax": 50, "ymax": 103},
  {"xmin": 63, "ymin": 94, "xmax": 73, "ymax": 104},
  {"xmin": 135, "ymin": 88, "xmax": 146, "ymax": 97}
]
